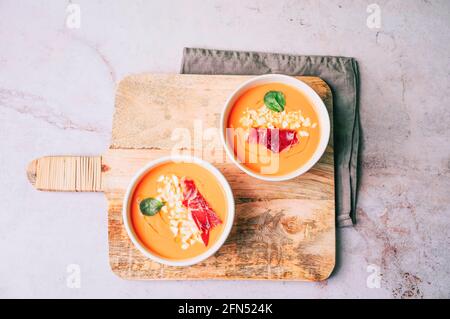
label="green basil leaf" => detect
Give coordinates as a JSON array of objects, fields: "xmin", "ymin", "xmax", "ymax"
[
  {"xmin": 264, "ymin": 91, "xmax": 286, "ymax": 112},
  {"xmin": 139, "ymin": 197, "xmax": 164, "ymax": 216}
]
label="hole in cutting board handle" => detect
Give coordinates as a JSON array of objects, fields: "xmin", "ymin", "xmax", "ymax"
[{"xmin": 26, "ymin": 155, "xmax": 102, "ymax": 192}]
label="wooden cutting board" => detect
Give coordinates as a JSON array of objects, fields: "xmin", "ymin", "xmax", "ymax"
[{"xmin": 27, "ymin": 74, "xmax": 335, "ymax": 281}]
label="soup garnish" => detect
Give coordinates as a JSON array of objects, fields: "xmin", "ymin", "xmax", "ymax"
[
  {"xmin": 227, "ymin": 83, "xmax": 321, "ymax": 176},
  {"xmin": 139, "ymin": 197, "xmax": 164, "ymax": 216},
  {"xmin": 181, "ymin": 178, "xmax": 222, "ymax": 246},
  {"xmin": 248, "ymin": 128, "xmax": 298, "ymax": 153},
  {"xmin": 264, "ymin": 90, "xmax": 286, "ymax": 112},
  {"xmin": 138, "ymin": 173, "xmax": 222, "ymax": 250},
  {"xmin": 239, "ymin": 91, "xmax": 317, "ymax": 153}
]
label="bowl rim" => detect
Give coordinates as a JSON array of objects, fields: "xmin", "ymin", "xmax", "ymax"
[
  {"xmin": 122, "ymin": 155, "xmax": 235, "ymax": 267},
  {"xmin": 220, "ymin": 74, "xmax": 331, "ymax": 182}
]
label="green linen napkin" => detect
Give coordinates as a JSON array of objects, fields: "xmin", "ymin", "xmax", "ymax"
[{"xmin": 181, "ymin": 47, "xmax": 360, "ymax": 227}]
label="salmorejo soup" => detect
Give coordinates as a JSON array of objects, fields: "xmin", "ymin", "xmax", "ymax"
[
  {"xmin": 124, "ymin": 157, "xmax": 234, "ymax": 265},
  {"xmin": 224, "ymin": 76, "xmax": 329, "ymax": 179}
]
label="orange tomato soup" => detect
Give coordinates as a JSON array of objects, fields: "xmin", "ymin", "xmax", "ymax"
[
  {"xmin": 130, "ymin": 162, "xmax": 227, "ymax": 260},
  {"xmin": 226, "ymin": 82, "xmax": 321, "ymax": 176}
]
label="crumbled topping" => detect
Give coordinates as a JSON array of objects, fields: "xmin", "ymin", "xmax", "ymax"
[
  {"xmin": 239, "ymin": 105, "xmax": 316, "ymax": 137},
  {"xmin": 155, "ymin": 174, "xmax": 202, "ymax": 249}
]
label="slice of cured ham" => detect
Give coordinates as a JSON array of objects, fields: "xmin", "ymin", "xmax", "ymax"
[
  {"xmin": 248, "ymin": 128, "xmax": 298, "ymax": 153},
  {"xmin": 181, "ymin": 178, "xmax": 222, "ymax": 246}
]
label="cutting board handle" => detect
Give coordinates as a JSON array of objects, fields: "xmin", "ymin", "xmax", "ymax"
[{"xmin": 27, "ymin": 156, "xmax": 102, "ymax": 192}]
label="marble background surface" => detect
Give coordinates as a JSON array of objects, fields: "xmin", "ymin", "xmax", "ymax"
[{"xmin": 0, "ymin": 0, "xmax": 449, "ymax": 298}]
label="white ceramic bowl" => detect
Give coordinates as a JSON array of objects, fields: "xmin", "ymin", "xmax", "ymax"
[
  {"xmin": 220, "ymin": 74, "xmax": 330, "ymax": 182},
  {"xmin": 122, "ymin": 155, "xmax": 235, "ymax": 267}
]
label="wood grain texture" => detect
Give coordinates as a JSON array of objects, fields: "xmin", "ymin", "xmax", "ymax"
[{"xmin": 105, "ymin": 74, "xmax": 335, "ymax": 281}]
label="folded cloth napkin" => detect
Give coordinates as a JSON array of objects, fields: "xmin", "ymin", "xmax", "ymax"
[{"xmin": 181, "ymin": 47, "xmax": 360, "ymax": 227}]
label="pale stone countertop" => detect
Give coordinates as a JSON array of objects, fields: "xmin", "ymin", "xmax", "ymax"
[{"xmin": 0, "ymin": 0, "xmax": 449, "ymax": 298}]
